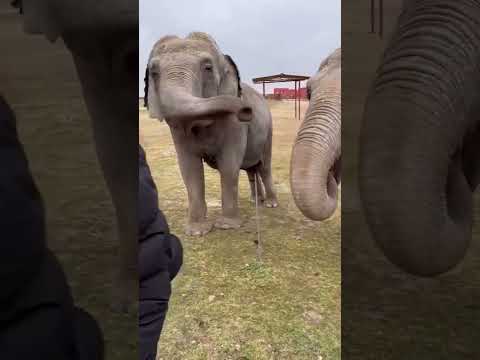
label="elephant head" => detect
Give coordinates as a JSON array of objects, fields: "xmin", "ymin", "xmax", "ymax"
[
  {"xmin": 359, "ymin": 0, "xmax": 480, "ymax": 276},
  {"xmin": 290, "ymin": 48, "xmax": 341, "ymax": 221},
  {"xmin": 145, "ymin": 32, "xmax": 252, "ymax": 126}
]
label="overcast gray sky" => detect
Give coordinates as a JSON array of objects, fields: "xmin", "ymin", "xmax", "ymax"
[{"xmin": 139, "ymin": 0, "xmax": 340, "ymax": 96}]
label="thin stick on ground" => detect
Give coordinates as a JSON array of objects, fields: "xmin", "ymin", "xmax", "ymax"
[{"xmin": 254, "ymin": 173, "xmax": 263, "ymax": 262}]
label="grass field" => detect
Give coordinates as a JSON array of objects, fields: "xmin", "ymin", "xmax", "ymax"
[{"xmin": 140, "ymin": 100, "xmax": 341, "ymax": 360}]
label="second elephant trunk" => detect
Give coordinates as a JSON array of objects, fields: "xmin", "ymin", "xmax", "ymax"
[
  {"xmin": 290, "ymin": 88, "xmax": 341, "ymax": 221},
  {"xmin": 359, "ymin": 0, "xmax": 480, "ymax": 276}
]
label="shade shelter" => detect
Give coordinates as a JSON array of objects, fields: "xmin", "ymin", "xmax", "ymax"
[{"xmin": 252, "ymin": 73, "xmax": 309, "ymax": 119}]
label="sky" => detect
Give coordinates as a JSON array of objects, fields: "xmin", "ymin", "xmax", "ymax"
[{"xmin": 139, "ymin": 0, "xmax": 340, "ymax": 96}]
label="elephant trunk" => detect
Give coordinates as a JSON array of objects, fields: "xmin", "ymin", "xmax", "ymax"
[
  {"xmin": 359, "ymin": 0, "xmax": 480, "ymax": 276},
  {"xmin": 290, "ymin": 86, "xmax": 341, "ymax": 221},
  {"xmin": 159, "ymin": 87, "xmax": 252, "ymax": 122}
]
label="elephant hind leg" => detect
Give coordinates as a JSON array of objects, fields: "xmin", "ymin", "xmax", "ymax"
[
  {"xmin": 258, "ymin": 162, "xmax": 278, "ymax": 208},
  {"xmin": 258, "ymin": 128, "xmax": 278, "ymax": 208},
  {"xmin": 247, "ymin": 168, "xmax": 265, "ymax": 204}
]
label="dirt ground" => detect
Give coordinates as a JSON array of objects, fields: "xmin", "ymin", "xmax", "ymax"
[{"xmin": 140, "ymin": 99, "xmax": 341, "ymax": 359}]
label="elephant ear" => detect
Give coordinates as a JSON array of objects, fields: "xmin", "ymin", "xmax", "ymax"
[
  {"xmin": 146, "ymin": 61, "xmax": 163, "ymax": 121},
  {"xmin": 145, "ymin": 35, "xmax": 181, "ymax": 121},
  {"xmin": 219, "ymin": 54, "xmax": 242, "ymax": 97},
  {"xmin": 143, "ymin": 66, "xmax": 149, "ymax": 109}
]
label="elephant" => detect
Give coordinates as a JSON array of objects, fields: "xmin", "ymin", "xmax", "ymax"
[
  {"xmin": 290, "ymin": 48, "xmax": 341, "ymax": 221},
  {"xmin": 359, "ymin": 0, "xmax": 480, "ymax": 277},
  {"xmin": 145, "ymin": 32, "xmax": 278, "ymax": 236},
  {"xmin": 12, "ymin": 1, "xmax": 138, "ymax": 312}
]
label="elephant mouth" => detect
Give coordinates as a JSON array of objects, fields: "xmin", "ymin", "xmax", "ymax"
[{"xmin": 327, "ymin": 155, "xmax": 341, "ymax": 197}]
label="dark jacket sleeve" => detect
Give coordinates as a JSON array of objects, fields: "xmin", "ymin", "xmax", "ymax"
[
  {"xmin": 1, "ymin": 95, "xmax": 45, "ymax": 305},
  {"xmin": 138, "ymin": 145, "xmax": 183, "ymax": 282},
  {"xmin": 0, "ymin": 95, "xmax": 103, "ymax": 359},
  {"xmin": 138, "ymin": 145, "xmax": 183, "ymax": 360}
]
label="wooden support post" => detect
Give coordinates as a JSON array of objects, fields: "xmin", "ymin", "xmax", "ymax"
[
  {"xmin": 298, "ymin": 81, "xmax": 301, "ymax": 119},
  {"xmin": 262, "ymin": 82, "xmax": 265, "ymax": 97},
  {"xmin": 379, "ymin": 0, "xmax": 383, "ymax": 37},
  {"xmin": 370, "ymin": 0, "xmax": 375, "ymax": 33},
  {"xmin": 294, "ymin": 81, "xmax": 297, "ymax": 119}
]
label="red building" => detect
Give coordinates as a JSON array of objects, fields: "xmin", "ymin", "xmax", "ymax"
[{"xmin": 273, "ymin": 87, "xmax": 308, "ymax": 99}]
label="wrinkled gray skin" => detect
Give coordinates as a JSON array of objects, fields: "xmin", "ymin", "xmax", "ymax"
[
  {"xmin": 147, "ymin": 32, "xmax": 278, "ymax": 236},
  {"xmin": 359, "ymin": 0, "xmax": 480, "ymax": 276},
  {"xmin": 18, "ymin": 1, "xmax": 138, "ymax": 312},
  {"xmin": 290, "ymin": 48, "xmax": 341, "ymax": 221}
]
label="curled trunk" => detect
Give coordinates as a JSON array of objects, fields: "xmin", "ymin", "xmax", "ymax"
[
  {"xmin": 159, "ymin": 88, "xmax": 252, "ymax": 122},
  {"xmin": 290, "ymin": 86, "xmax": 341, "ymax": 221},
  {"xmin": 359, "ymin": 0, "xmax": 480, "ymax": 276}
]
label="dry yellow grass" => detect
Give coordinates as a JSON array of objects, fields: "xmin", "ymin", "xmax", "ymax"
[{"xmin": 140, "ymin": 99, "xmax": 341, "ymax": 360}]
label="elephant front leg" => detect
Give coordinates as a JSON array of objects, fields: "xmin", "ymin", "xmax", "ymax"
[
  {"xmin": 175, "ymin": 148, "xmax": 212, "ymax": 236},
  {"xmin": 69, "ymin": 48, "xmax": 138, "ymax": 313},
  {"xmin": 215, "ymin": 158, "xmax": 243, "ymax": 229}
]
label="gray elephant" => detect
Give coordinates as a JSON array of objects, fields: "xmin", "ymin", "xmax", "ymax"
[
  {"xmin": 359, "ymin": 0, "xmax": 480, "ymax": 276},
  {"xmin": 14, "ymin": 1, "xmax": 138, "ymax": 311},
  {"xmin": 146, "ymin": 32, "xmax": 278, "ymax": 236},
  {"xmin": 290, "ymin": 48, "xmax": 341, "ymax": 221}
]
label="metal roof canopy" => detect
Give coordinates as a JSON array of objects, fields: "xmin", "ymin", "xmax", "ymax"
[
  {"xmin": 252, "ymin": 73, "xmax": 310, "ymax": 84},
  {"xmin": 252, "ymin": 73, "xmax": 310, "ymax": 119}
]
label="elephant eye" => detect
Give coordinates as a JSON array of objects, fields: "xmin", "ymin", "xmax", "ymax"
[
  {"xmin": 149, "ymin": 63, "xmax": 160, "ymax": 79},
  {"xmin": 150, "ymin": 70, "xmax": 161, "ymax": 83},
  {"xmin": 204, "ymin": 63, "xmax": 213, "ymax": 72}
]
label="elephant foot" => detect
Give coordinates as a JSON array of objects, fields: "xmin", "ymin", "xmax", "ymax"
[
  {"xmin": 185, "ymin": 221, "xmax": 213, "ymax": 236},
  {"xmin": 250, "ymin": 196, "xmax": 265, "ymax": 205},
  {"xmin": 264, "ymin": 197, "xmax": 279, "ymax": 208},
  {"xmin": 214, "ymin": 216, "xmax": 243, "ymax": 229}
]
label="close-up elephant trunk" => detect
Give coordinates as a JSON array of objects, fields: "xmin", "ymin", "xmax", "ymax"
[
  {"xmin": 359, "ymin": 0, "xmax": 480, "ymax": 276},
  {"xmin": 290, "ymin": 48, "xmax": 341, "ymax": 221}
]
